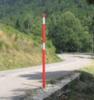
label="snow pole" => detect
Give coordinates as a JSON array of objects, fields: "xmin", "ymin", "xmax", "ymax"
[{"xmin": 42, "ymin": 14, "xmax": 46, "ymax": 89}]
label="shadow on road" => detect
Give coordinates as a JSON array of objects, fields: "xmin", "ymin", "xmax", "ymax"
[
  {"xmin": 0, "ymin": 95, "xmax": 25, "ymax": 100},
  {"xmin": 19, "ymin": 71, "xmax": 75, "ymax": 80}
]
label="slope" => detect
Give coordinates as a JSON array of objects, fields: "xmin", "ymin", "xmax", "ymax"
[{"xmin": 0, "ymin": 24, "xmax": 59, "ymax": 70}]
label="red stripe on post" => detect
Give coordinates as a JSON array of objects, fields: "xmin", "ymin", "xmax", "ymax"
[
  {"xmin": 42, "ymin": 49, "xmax": 46, "ymax": 88},
  {"xmin": 42, "ymin": 24, "xmax": 46, "ymax": 42}
]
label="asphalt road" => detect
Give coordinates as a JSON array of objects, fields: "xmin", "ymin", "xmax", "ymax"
[{"xmin": 0, "ymin": 53, "xmax": 92, "ymax": 100}]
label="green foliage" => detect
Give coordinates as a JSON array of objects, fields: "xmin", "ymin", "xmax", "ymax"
[
  {"xmin": 87, "ymin": 0, "xmax": 94, "ymax": 4},
  {"xmin": 48, "ymin": 11, "xmax": 92, "ymax": 52},
  {"xmin": 0, "ymin": 0, "xmax": 94, "ymax": 53}
]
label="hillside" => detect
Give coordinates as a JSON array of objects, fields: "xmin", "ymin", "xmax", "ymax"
[
  {"xmin": 0, "ymin": 0, "xmax": 94, "ymax": 24},
  {"xmin": 0, "ymin": 24, "xmax": 59, "ymax": 70}
]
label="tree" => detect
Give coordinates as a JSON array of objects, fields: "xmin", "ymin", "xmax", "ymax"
[
  {"xmin": 15, "ymin": 19, "xmax": 20, "ymax": 29},
  {"xmin": 89, "ymin": 17, "xmax": 94, "ymax": 53},
  {"xmin": 87, "ymin": 0, "xmax": 94, "ymax": 4},
  {"xmin": 48, "ymin": 11, "xmax": 91, "ymax": 52},
  {"xmin": 23, "ymin": 18, "xmax": 32, "ymax": 33}
]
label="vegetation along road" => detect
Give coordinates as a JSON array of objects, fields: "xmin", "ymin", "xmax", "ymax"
[{"xmin": 0, "ymin": 54, "xmax": 92, "ymax": 100}]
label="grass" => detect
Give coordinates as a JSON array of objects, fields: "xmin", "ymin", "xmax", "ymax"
[
  {"xmin": 82, "ymin": 62, "xmax": 94, "ymax": 74},
  {"xmin": 61, "ymin": 62, "xmax": 94, "ymax": 100},
  {"xmin": 0, "ymin": 24, "xmax": 60, "ymax": 71}
]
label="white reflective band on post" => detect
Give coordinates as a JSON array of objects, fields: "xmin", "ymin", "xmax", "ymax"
[
  {"xmin": 43, "ymin": 17, "xmax": 46, "ymax": 24},
  {"xmin": 42, "ymin": 43, "xmax": 46, "ymax": 50}
]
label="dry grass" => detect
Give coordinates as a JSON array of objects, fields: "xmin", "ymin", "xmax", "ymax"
[{"xmin": 0, "ymin": 24, "xmax": 60, "ymax": 70}]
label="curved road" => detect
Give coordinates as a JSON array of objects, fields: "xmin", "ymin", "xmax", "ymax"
[{"xmin": 0, "ymin": 54, "xmax": 92, "ymax": 100}]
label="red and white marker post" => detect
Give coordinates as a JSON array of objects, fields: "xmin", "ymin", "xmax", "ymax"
[{"xmin": 42, "ymin": 14, "xmax": 46, "ymax": 89}]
